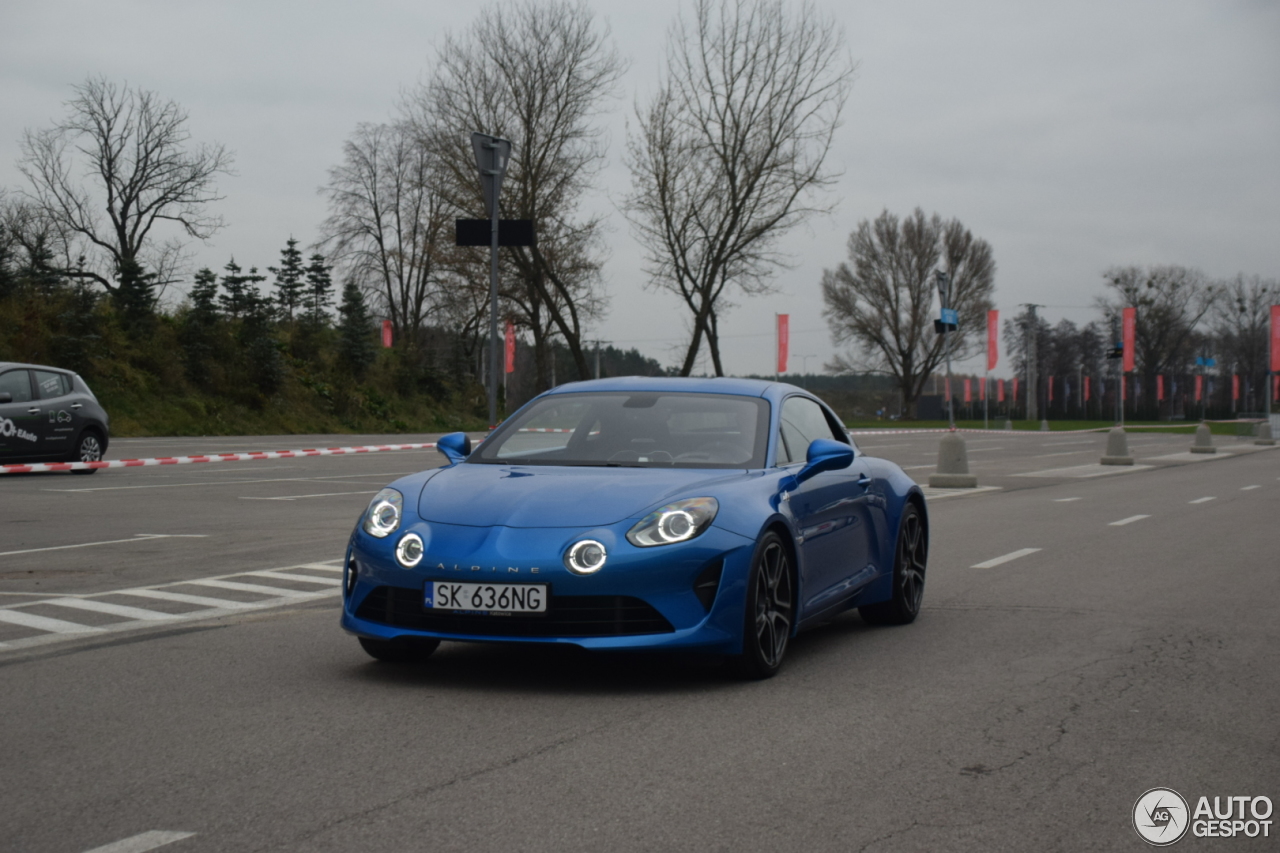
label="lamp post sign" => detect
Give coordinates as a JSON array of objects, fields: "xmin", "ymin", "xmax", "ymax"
[{"xmin": 470, "ymin": 133, "xmax": 511, "ymax": 429}]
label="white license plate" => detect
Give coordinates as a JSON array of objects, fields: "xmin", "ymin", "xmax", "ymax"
[{"xmin": 425, "ymin": 581, "xmax": 548, "ymax": 614}]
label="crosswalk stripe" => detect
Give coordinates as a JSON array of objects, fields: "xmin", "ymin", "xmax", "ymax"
[
  {"xmin": 0, "ymin": 609, "xmax": 103, "ymax": 634},
  {"xmin": 247, "ymin": 570, "xmax": 342, "ymax": 586},
  {"xmin": 296, "ymin": 562, "xmax": 344, "ymax": 572},
  {"xmin": 187, "ymin": 579, "xmax": 313, "ymax": 597},
  {"xmin": 44, "ymin": 598, "xmax": 176, "ymax": 621},
  {"xmin": 122, "ymin": 589, "xmax": 257, "ymax": 610}
]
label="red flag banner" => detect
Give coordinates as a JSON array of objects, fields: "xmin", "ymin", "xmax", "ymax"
[
  {"xmin": 1121, "ymin": 375, "xmax": 1127, "ymax": 401},
  {"xmin": 776, "ymin": 314, "xmax": 789, "ymax": 375},
  {"xmin": 1048, "ymin": 376, "xmax": 1054, "ymax": 403},
  {"xmin": 1084, "ymin": 376, "xmax": 1091, "ymax": 402},
  {"xmin": 987, "ymin": 310, "xmax": 999, "ymax": 371},
  {"xmin": 1156, "ymin": 375, "xmax": 1164, "ymax": 401},
  {"xmin": 1194, "ymin": 375, "xmax": 1203, "ymax": 401},
  {"xmin": 504, "ymin": 320, "xmax": 516, "ymax": 374},
  {"xmin": 998, "ymin": 379, "xmax": 1005, "ymax": 402},
  {"xmin": 963, "ymin": 378, "xmax": 971, "ymax": 403},
  {"xmin": 1232, "ymin": 374, "xmax": 1239, "ymax": 401},
  {"xmin": 944, "ymin": 377, "xmax": 951, "ymax": 401},
  {"xmin": 1271, "ymin": 305, "xmax": 1280, "ymax": 372},
  {"xmin": 380, "ymin": 319, "xmax": 393, "ymax": 348},
  {"xmin": 979, "ymin": 377, "xmax": 986, "ymax": 401},
  {"xmin": 1012, "ymin": 377, "xmax": 1019, "ymax": 404},
  {"xmin": 1122, "ymin": 307, "xmax": 1136, "ymax": 372},
  {"xmin": 1274, "ymin": 375, "xmax": 1279, "ymax": 402}
]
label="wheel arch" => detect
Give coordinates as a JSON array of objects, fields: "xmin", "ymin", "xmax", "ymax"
[
  {"xmin": 70, "ymin": 424, "xmax": 108, "ymax": 460},
  {"xmin": 756, "ymin": 516, "xmax": 802, "ymax": 638}
]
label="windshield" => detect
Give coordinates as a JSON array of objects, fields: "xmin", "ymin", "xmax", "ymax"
[{"xmin": 471, "ymin": 392, "xmax": 770, "ymax": 468}]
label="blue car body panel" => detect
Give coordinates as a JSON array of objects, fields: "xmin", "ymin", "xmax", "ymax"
[{"xmin": 341, "ymin": 377, "xmax": 927, "ymax": 655}]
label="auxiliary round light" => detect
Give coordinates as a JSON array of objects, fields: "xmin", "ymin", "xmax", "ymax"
[
  {"xmin": 396, "ymin": 533, "xmax": 425, "ymax": 568},
  {"xmin": 564, "ymin": 539, "xmax": 607, "ymax": 575}
]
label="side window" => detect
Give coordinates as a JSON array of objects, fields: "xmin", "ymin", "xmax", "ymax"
[
  {"xmin": 778, "ymin": 397, "xmax": 843, "ymax": 463},
  {"xmin": 0, "ymin": 370, "xmax": 33, "ymax": 403},
  {"xmin": 34, "ymin": 370, "xmax": 71, "ymax": 400}
]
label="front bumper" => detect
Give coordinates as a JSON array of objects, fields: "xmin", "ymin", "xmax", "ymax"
[{"xmin": 341, "ymin": 519, "xmax": 756, "ymax": 653}]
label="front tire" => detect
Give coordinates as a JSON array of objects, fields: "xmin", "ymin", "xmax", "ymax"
[
  {"xmin": 69, "ymin": 431, "xmax": 103, "ymax": 475},
  {"xmin": 730, "ymin": 531, "xmax": 794, "ymax": 679},
  {"xmin": 859, "ymin": 502, "xmax": 927, "ymax": 625},
  {"xmin": 358, "ymin": 636, "xmax": 440, "ymax": 663}
]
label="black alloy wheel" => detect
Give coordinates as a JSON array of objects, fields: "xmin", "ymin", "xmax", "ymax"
[
  {"xmin": 731, "ymin": 531, "xmax": 794, "ymax": 679},
  {"xmin": 859, "ymin": 502, "xmax": 926, "ymax": 625},
  {"xmin": 69, "ymin": 431, "xmax": 103, "ymax": 475},
  {"xmin": 358, "ymin": 636, "xmax": 441, "ymax": 663}
]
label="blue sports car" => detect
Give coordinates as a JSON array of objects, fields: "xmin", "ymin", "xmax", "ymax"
[{"xmin": 341, "ymin": 377, "xmax": 928, "ymax": 678}]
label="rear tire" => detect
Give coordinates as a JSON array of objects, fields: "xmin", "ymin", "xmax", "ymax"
[
  {"xmin": 69, "ymin": 431, "xmax": 103, "ymax": 475},
  {"xmin": 729, "ymin": 531, "xmax": 794, "ymax": 680},
  {"xmin": 859, "ymin": 503, "xmax": 927, "ymax": 625},
  {"xmin": 358, "ymin": 636, "xmax": 440, "ymax": 663}
]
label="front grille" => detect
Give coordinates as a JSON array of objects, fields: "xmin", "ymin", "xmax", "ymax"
[{"xmin": 355, "ymin": 585, "xmax": 675, "ymax": 637}]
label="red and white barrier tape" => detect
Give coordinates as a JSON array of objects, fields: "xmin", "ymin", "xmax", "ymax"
[{"xmin": 0, "ymin": 442, "xmax": 439, "ymax": 475}]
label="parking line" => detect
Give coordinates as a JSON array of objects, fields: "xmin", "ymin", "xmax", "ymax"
[
  {"xmin": 44, "ymin": 598, "xmax": 176, "ymax": 621},
  {"xmin": 1109, "ymin": 515, "xmax": 1151, "ymax": 526},
  {"xmin": 1053, "ymin": 497, "xmax": 1081, "ymax": 502},
  {"xmin": 971, "ymin": 548, "xmax": 1042, "ymax": 569},
  {"xmin": 1241, "ymin": 485, "xmax": 1260, "ymax": 490},
  {"xmin": 187, "ymin": 579, "xmax": 313, "ymax": 597},
  {"xmin": 80, "ymin": 830, "xmax": 195, "ymax": 853},
  {"xmin": 239, "ymin": 490, "xmax": 377, "ymax": 501},
  {"xmin": 0, "ymin": 534, "xmax": 207, "ymax": 558},
  {"xmin": 1189, "ymin": 497, "xmax": 1216, "ymax": 504},
  {"xmin": 0, "ymin": 609, "xmax": 103, "ymax": 634},
  {"xmin": 124, "ymin": 589, "xmax": 258, "ymax": 610},
  {"xmin": 247, "ymin": 570, "xmax": 342, "ymax": 586}
]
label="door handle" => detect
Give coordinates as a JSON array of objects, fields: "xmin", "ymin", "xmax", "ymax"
[
  {"xmin": 856, "ymin": 474, "xmax": 871, "ymax": 487},
  {"xmin": 70, "ymin": 403, "xmax": 83, "ymax": 410},
  {"xmin": 27, "ymin": 407, "xmax": 41, "ymax": 414}
]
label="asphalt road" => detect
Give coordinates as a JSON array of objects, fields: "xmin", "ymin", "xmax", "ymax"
[{"xmin": 1, "ymin": 428, "xmax": 1277, "ymax": 852}]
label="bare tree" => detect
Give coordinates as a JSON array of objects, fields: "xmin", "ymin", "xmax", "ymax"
[
  {"xmin": 625, "ymin": 0, "xmax": 853, "ymax": 375},
  {"xmin": 409, "ymin": 0, "xmax": 624, "ymax": 388},
  {"xmin": 1211, "ymin": 273, "xmax": 1279, "ymax": 411},
  {"xmin": 822, "ymin": 209, "xmax": 996, "ymax": 417},
  {"xmin": 1096, "ymin": 265, "xmax": 1217, "ymax": 415},
  {"xmin": 319, "ymin": 121, "xmax": 453, "ymax": 349},
  {"xmin": 16, "ymin": 76, "xmax": 232, "ymax": 295}
]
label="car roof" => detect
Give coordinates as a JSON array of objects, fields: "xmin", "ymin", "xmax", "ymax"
[
  {"xmin": 542, "ymin": 375, "xmax": 810, "ymax": 402},
  {"xmin": 0, "ymin": 362, "xmax": 71, "ymax": 374}
]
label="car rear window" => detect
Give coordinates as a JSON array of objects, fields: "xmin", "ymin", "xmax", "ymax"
[
  {"xmin": 34, "ymin": 370, "xmax": 72, "ymax": 400},
  {"xmin": 473, "ymin": 392, "xmax": 770, "ymax": 468}
]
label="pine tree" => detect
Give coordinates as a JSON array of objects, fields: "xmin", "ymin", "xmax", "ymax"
[
  {"xmin": 181, "ymin": 268, "xmax": 221, "ymax": 385},
  {"xmin": 113, "ymin": 257, "xmax": 157, "ymax": 333},
  {"xmin": 240, "ymin": 288, "xmax": 283, "ymax": 397},
  {"xmin": 269, "ymin": 237, "xmax": 306, "ymax": 322},
  {"xmin": 218, "ymin": 258, "xmax": 267, "ymax": 321},
  {"xmin": 304, "ymin": 253, "xmax": 334, "ymax": 329},
  {"xmin": 337, "ymin": 280, "xmax": 376, "ymax": 380}
]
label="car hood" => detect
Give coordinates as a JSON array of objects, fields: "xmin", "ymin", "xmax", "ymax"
[{"xmin": 418, "ymin": 463, "xmax": 753, "ymax": 528}]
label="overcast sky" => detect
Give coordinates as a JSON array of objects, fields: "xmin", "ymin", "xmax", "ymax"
[{"xmin": 3, "ymin": 0, "xmax": 1277, "ymax": 378}]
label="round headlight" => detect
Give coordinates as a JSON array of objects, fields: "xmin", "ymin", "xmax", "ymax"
[
  {"xmin": 362, "ymin": 488, "xmax": 403, "ymax": 538},
  {"xmin": 564, "ymin": 539, "xmax": 607, "ymax": 575},
  {"xmin": 627, "ymin": 497, "xmax": 719, "ymax": 547},
  {"xmin": 396, "ymin": 533, "xmax": 424, "ymax": 568}
]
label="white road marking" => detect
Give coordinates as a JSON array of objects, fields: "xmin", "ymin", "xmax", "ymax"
[
  {"xmin": 296, "ymin": 562, "xmax": 345, "ymax": 572},
  {"xmin": 903, "ymin": 464, "xmax": 935, "ymax": 470},
  {"xmin": 1016, "ymin": 463, "xmax": 1153, "ymax": 478},
  {"xmin": 1041, "ymin": 440, "xmax": 1094, "ymax": 446},
  {"xmin": 0, "ymin": 534, "xmax": 208, "ymax": 558},
  {"xmin": 247, "ymin": 570, "xmax": 342, "ymax": 586},
  {"xmin": 1241, "ymin": 485, "xmax": 1260, "ymax": 490},
  {"xmin": 966, "ymin": 447, "xmax": 1005, "ymax": 452},
  {"xmin": 1109, "ymin": 514, "xmax": 1151, "ymax": 526},
  {"xmin": 971, "ymin": 548, "xmax": 1042, "ymax": 569},
  {"xmin": 239, "ymin": 490, "xmax": 377, "ymax": 501},
  {"xmin": 124, "ymin": 589, "xmax": 258, "ymax": 610},
  {"xmin": 1034, "ymin": 450, "xmax": 1091, "ymax": 458},
  {"xmin": 188, "ymin": 579, "xmax": 314, "ymax": 597},
  {"xmin": 1054, "ymin": 497, "xmax": 1081, "ymax": 502},
  {"xmin": 0, "ymin": 609, "xmax": 103, "ymax": 634},
  {"xmin": 80, "ymin": 830, "xmax": 195, "ymax": 853},
  {"xmin": 44, "ymin": 598, "xmax": 176, "ymax": 621},
  {"xmin": 1189, "ymin": 496, "xmax": 1216, "ymax": 504}
]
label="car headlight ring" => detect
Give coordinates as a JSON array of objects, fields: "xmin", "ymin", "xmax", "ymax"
[
  {"xmin": 626, "ymin": 497, "xmax": 718, "ymax": 547},
  {"xmin": 396, "ymin": 532, "xmax": 425, "ymax": 567},
  {"xmin": 362, "ymin": 488, "xmax": 403, "ymax": 538},
  {"xmin": 564, "ymin": 540, "xmax": 607, "ymax": 575}
]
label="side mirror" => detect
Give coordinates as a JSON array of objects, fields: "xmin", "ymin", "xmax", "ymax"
[
  {"xmin": 437, "ymin": 432, "xmax": 472, "ymax": 466},
  {"xmin": 0, "ymin": 392, "xmax": 11, "ymax": 404},
  {"xmin": 795, "ymin": 438, "xmax": 853, "ymax": 484}
]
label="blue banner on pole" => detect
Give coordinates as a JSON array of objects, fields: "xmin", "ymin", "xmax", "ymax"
[{"xmin": 940, "ymin": 308, "xmax": 958, "ymax": 325}]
